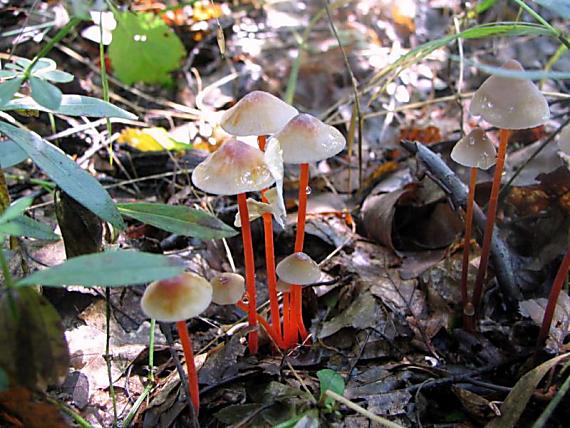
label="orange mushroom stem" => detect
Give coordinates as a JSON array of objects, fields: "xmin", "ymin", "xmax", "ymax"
[
  {"xmin": 237, "ymin": 192, "xmax": 259, "ymax": 354},
  {"xmin": 257, "ymin": 134, "xmax": 283, "ymax": 345},
  {"xmin": 537, "ymin": 246, "xmax": 570, "ymax": 347},
  {"xmin": 471, "ymin": 129, "xmax": 509, "ymax": 315},
  {"xmin": 176, "ymin": 321, "xmax": 200, "ymax": 413}
]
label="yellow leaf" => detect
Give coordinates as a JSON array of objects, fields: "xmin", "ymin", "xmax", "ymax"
[{"xmin": 118, "ymin": 127, "xmax": 189, "ymax": 152}]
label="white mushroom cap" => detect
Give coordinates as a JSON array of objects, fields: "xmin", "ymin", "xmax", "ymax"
[
  {"xmin": 220, "ymin": 91, "xmax": 298, "ymax": 136},
  {"xmin": 141, "ymin": 273, "xmax": 212, "ymax": 322},
  {"xmin": 277, "ymin": 279, "xmax": 293, "ymax": 293},
  {"xmin": 469, "ymin": 59, "xmax": 550, "ymax": 130},
  {"xmin": 276, "ymin": 252, "xmax": 321, "ymax": 285},
  {"xmin": 192, "ymin": 139, "xmax": 275, "ymax": 195},
  {"xmin": 271, "ymin": 113, "xmax": 346, "ymax": 164},
  {"xmin": 558, "ymin": 126, "xmax": 570, "ymax": 155},
  {"xmin": 451, "ymin": 128, "xmax": 497, "ymax": 170},
  {"xmin": 211, "ymin": 273, "xmax": 245, "ymax": 305}
]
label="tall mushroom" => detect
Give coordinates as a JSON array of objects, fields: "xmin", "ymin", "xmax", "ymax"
[
  {"xmin": 271, "ymin": 114, "xmax": 346, "ymax": 345},
  {"xmin": 192, "ymin": 139, "xmax": 275, "ymax": 353},
  {"xmin": 469, "ymin": 59, "xmax": 550, "ymax": 316},
  {"xmin": 141, "ymin": 272, "xmax": 212, "ymax": 413},
  {"xmin": 220, "ymin": 91, "xmax": 298, "ymax": 342},
  {"xmin": 450, "ymin": 128, "xmax": 496, "ymax": 328},
  {"xmin": 537, "ymin": 126, "xmax": 570, "ymax": 347}
]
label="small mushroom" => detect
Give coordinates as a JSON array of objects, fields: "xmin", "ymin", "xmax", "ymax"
[
  {"xmin": 211, "ymin": 273, "xmax": 245, "ymax": 305},
  {"xmin": 192, "ymin": 139, "xmax": 275, "ymax": 354},
  {"xmin": 451, "ymin": 128, "xmax": 497, "ymax": 328},
  {"xmin": 469, "ymin": 60, "xmax": 550, "ymax": 319},
  {"xmin": 276, "ymin": 252, "xmax": 322, "ymax": 285},
  {"xmin": 141, "ymin": 273, "xmax": 212, "ymax": 413},
  {"xmin": 270, "ymin": 113, "xmax": 345, "ymax": 346}
]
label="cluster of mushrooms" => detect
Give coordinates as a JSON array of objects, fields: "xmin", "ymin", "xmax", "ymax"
[
  {"xmin": 140, "ymin": 92, "xmax": 346, "ymax": 412},
  {"xmin": 139, "ymin": 61, "xmax": 570, "ymax": 413},
  {"xmin": 450, "ymin": 59, "xmax": 569, "ymax": 339}
]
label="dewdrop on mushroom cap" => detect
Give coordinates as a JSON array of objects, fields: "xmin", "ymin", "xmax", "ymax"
[
  {"xmin": 220, "ymin": 91, "xmax": 299, "ymax": 136},
  {"xmin": 271, "ymin": 113, "xmax": 346, "ymax": 164},
  {"xmin": 276, "ymin": 252, "xmax": 321, "ymax": 285},
  {"xmin": 191, "ymin": 138, "xmax": 275, "ymax": 195},
  {"xmin": 141, "ymin": 272, "xmax": 212, "ymax": 322},
  {"xmin": 469, "ymin": 59, "xmax": 550, "ymax": 130},
  {"xmin": 211, "ymin": 273, "xmax": 245, "ymax": 305},
  {"xmin": 451, "ymin": 128, "xmax": 497, "ymax": 170}
]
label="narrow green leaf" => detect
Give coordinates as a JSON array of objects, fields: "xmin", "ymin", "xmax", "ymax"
[
  {"xmin": 475, "ymin": 0, "xmax": 497, "ymax": 14},
  {"xmin": 30, "ymin": 76, "xmax": 63, "ymax": 110},
  {"xmin": 16, "ymin": 250, "xmax": 185, "ymax": 287},
  {"xmin": 117, "ymin": 202, "xmax": 237, "ymax": 240},
  {"xmin": 0, "ymin": 197, "xmax": 34, "ymax": 225},
  {"xmin": 0, "ymin": 139, "xmax": 28, "ymax": 168},
  {"xmin": 37, "ymin": 69, "xmax": 74, "ymax": 83},
  {"xmin": 317, "ymin": 369, "xmax": 345, "ymax": 408},
  {"xmin": 0, "ymin": 77, "xmax": 23, "ymax": 107},
  {"xmin": 0, "ymin": 216, "xmax": 60, "ymax": 241},
  {"xmin": 0, "ymin": 122, "xmax": 125, "ymax": 228},
  {"xmin": 2, "ymin": 95, "xmax": 137, "ymax": 119}
]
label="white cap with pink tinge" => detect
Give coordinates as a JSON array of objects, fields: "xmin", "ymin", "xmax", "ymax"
[
  {"xmin": 191, "ymin": 139, "xmax": 275, "ymax": 195},
  {"xmin": 451, "ymin": 128, "xmax": 497, "ymax": 170},
  {"xmin": 141, "ymin": 272, "xmax": 212, "ymax": 322},
  {"xmin": 276, "ymin": 252, "xmax": 322, "ymax": 286},
  {"xmin": 469, "ymin": 59, "xmax": 550, "ymax": 130},
  {"xmin": 220, "ymin": 91, "xmax": 298, "ymax": 137},
  {"xmin": 210, "ymin": 273, "xmax": 245, "ymax": 305},
  {"xmin": 270, "ymin": 113, "xmax": 346, "ymax": 164}
]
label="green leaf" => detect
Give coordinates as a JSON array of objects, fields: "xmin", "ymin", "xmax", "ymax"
[
  {"xmin": 0, "ymin": 139, "xmax": 28, "ymax": 168},
  {"xmin": 0, "ymin": 197, "xmax": 34, "ymax": 225},
  {"xmin": 0, "ymin": 288, "xmax": 70, "ymax": 390},
  {"xmin": 108, "ymin": 11, "xmax": 186, "ymax": 85},
  {"xmin": 14, "ymin": 58, "xmax": 31, "ymax": 69},
  {"xmin": 0, "ymin": 368, "xmax": 8, "ymax": 392},
  {"xmin": 317, "ymin": 369, "xmax": 345, "ymax": 408},
  {"xmin": 117, "ymin": 202, "xmax": 237, "ymax": 240},
  {"xmin": 0, "ymin": 122, "xmax": 125, "ymax": 228},
  {"xmin": 0, "ymin": 216, "xmax": 60, "ymax": 241},
  {"xmin": 475, "ymin": 0, "xmax": 497, "ymax": 14},
  {"xmin": 31, "ymin": 58, "xmax": 57, "ymax": 73},
  {"xmin": 36, "ymin": 69, "xmax": 75, "ymax": 83},
  {"xmin": 3, "ymin": 95, "xmax": 137, "ymax": 119},
  {"xmin": 30, "ymin": 76, "xmax": 63, "ymax": 110},
  {"xmin": 0, "ymin": 77, "xmax": 23, "ymax": 107},
  {"xmin": 16, "ymin": 250, "xmax": 185, "ymax": 287},
  {"xmin": 0, "ymin": 70, "xmax": 18, "ymax": 78}
]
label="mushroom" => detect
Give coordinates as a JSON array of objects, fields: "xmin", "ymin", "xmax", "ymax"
[
  {"xmin": 220, "ymin": 91, "xmax": 298, "ymax": 343},
  {"xmin": 140, "ymin": 272, "xmax": 212, "ymax": 413},
  {"xmin": 450, "ymin": 128, "xmax": 496, "ymax": 328},
  {"xmin": 192, "ymin": 139, "xmax": 275, "ymax": 354},
  {"xmin": 276, "ymin": 252, "xmax": 322, "ymax": 285},
  {"xmin": 469, "ymin": 59, "xmax": 550, "ymax": 317},
  {"xmin": 210, "ymin": 272, "xmax": 283, "ymax": 346},
  {"xmin": 270, "ymin": 113, "xmax": 345, "ymax": 346}
]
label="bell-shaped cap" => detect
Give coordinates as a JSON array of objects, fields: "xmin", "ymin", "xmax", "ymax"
[
  {"xmin": 192, "ymin": 139, "xmax": 275, "ymax": 195},
  {"xmin": 558, "ymin": 126, "xmax": 570, "ymax": 155},
  {"xmin": 141, "ymin": 272, "xmax": 212, "ymax": 322},
  {"xmin": 211, "ymin": 273, "xmax": 245, "ymax": 305},
  {"xmin": 451, "ymin": 128, "xmax": 497, "ymax": 170},
  {"xmin": 271, "ymin": 113, "xmax": 346, "ymax": 164},
  {"xmin": 220, "ymin": 91, "xmax": 298, "ymax": 136},
  {"xmin": 470, "ymin": 59, "xmax": 550, "ymax": 129},
  {"xmin": 276, "ymin": 252, "xmax": 321, "ymax": 285}
]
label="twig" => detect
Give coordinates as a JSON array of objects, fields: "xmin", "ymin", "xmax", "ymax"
[
  {"xmin": 324, "ymin": 390, "xmax": 405, "ymax": 428},
  {"xmin": 401, "ymin": 141, "xmax": 521, "ymax": 306}
]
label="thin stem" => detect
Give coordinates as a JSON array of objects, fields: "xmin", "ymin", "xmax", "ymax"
[
  {"xmin": 472, "ymin": 129, "xmax": 509, "ymax": 315},
  {"xmin": 291, "ymin": 163, "xmax": 310, "ymax": 345},
  {"xmin": 175, "ymin": 320, "xmax": 200, "ymax": 413},
  {"xmin": 536, "ymin": 246, "xmax": 570, "ymax": 347},
  {"xmin": 0, "ymin": 240, "xmax": 14, "ymax": 289},
  {"xmin": 148, "ymin": 318, "xmax": 156, "ymax": 382},
  {"xmin": 257, "ymin": 135, "xmax": 283, "ymax": 346},
  {"xmin": 104, "ymin": 288, "xmax": 118, "ymax": 426},
  {"xmin": 461, "ymin": 168, "xmax": 478, "ymax": 305},
  {"xmin": 236, "ymin": 300, "xmax": 283, "ymax": 347},
  {"xmin": 237, "ymin": 192, "xmax": 259, "ymax": 354}
]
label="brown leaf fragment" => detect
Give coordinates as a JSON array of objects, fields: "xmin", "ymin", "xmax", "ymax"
[
  {"xmin": 366, "ymin": 389, "xmax": 412, "ymax": 416},
  {"xmin": 452, "ymin": 385, "xmax": 496, "ymax": 420},
  {"xmin": 198, "ymin": 334, "xmax": 246, "ymax": 386},
  {"xmin": 318, "ymin": 291, "xmax": 379, "ymax": 339},
  {"xmin": 0, "ymin": 388, "xmax": 67, "ymax": 428},
  {"xmin": 0, "ymin": 170, "xmax": 9, "ymax": 213}
]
